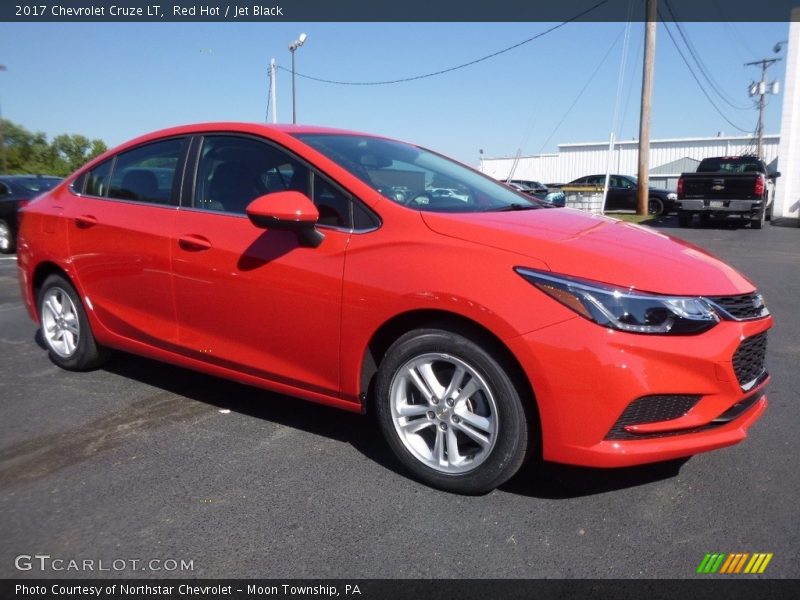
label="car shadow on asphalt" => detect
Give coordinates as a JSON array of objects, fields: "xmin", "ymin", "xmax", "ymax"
[
  {"xmin": 500, "ymin": 457, "xmax": 689, "ymax": 499},
  {"xmin": 80, "ymin": 346, "xmax": 688, "ymax": 500}
]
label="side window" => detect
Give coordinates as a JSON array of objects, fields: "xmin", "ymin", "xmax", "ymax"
[
  {"xmin": 85, "ymin": 159, "xmax": 113, "ymax": 197},
  {"xmin": 193, "ymin": 135, "xmax": 355, "ymax": 229},
  {"xmin": 71, "ymin": 172, "xmax": 87, "ymax": 194},
  {"xmin": 108, "ymin": 138, "xmax": 184, "ymax": 205},
  {"xmin": 312, "ymin": 174, "xmax": 350, "ymax": 227}
]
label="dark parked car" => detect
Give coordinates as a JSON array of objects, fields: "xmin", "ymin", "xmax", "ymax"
[
  {"xmin": 565, "ymin": 174, "xmax": 677, "ymax": 216},
  {"xmin": 0, "ymin": 175, "xmax": 63, "ymax": 253},
  {"xmin": 509, "ymin": 179, "xmax": 548, "ymax": 194}
]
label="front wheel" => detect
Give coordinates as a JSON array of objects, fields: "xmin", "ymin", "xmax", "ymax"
[
  {"xmin": 648, "ymin": 197, "xmax": 665, "ymax": 217},
  {"xmin": 38, "ymin": 274, "xmax": 107, "ymax": 370},
  {"xmin": 375, "ymin": 329, "xmax": 531, "ymax": 494}
]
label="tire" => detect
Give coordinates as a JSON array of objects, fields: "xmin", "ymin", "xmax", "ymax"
[
  {"xmin": 751, "ymin": 208, "xmax": 764, "ymax": 230},
  {"xmin": 38, "ymin": 274, "xmax": 107, "ymax": 371},
  {"xmin": 0, "ymin": 219, "xmax": 14, "ymax": 254},
  {"xmin": 677, "ymin": 211, "xmax": 691, "ymax": 227},
  {"xmin": 648, "ymin": 197, "xmax": 665, "ymax": 217},
  {"xmin": 375, "ymin": 328, "xmax": 531, "ymax": 494}
]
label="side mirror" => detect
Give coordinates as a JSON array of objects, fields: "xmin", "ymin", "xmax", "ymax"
[
  {"xmin": 771, "ymin": 171, "xmax": 781, "ymax": 179},
  {"xmin": 246, "ymin": 191, "xmax": 325, "ymax": 248}
]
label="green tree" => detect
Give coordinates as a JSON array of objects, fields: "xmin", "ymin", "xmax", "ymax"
[{"xmin": 1, "ymin": 119, "xmax": 107, "ymax": 176}]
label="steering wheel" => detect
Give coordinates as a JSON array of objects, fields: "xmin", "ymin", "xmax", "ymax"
[{"xmin": 403, "ymin": 190, "xmax": 433, "ymax": 207}]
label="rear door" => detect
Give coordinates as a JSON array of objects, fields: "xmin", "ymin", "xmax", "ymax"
[
  {"xmin": 64, "ymin": 138, "xmax": 188, "ymax": 346},
  {"xmin": 171, "ymin": 134, "xmax": 352, "ymax": 396}
]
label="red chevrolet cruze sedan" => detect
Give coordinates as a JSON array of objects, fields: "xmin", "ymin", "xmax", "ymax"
[{"xmin": 16, "ymin": 123, "xmax": 772, "ymax": 494}]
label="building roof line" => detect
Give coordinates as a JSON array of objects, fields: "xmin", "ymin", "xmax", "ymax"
[{"xmin": 558, "ymin": 134, "xmax": 779, "ymax": 148}]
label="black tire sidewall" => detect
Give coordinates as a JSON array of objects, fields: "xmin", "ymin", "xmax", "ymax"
[
  {"xmin": 375, "ymin": 329, "xmax": 530, "ymax": 494},
  {"xmin": 38, "ymin": 274, "xmax": 104, "ymax": 371},
  {"xmin": 648, "ymin": 197, "xmax": 664, "ymax": 217}
]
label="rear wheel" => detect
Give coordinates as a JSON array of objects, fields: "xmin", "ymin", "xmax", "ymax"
[
  {"xmin": 38, "ymin": 274, "xmax": 107, "ymax": 370},
  {"xmin": 677, "ymin": 211, "xmax": 692, "ymax": 227},
  {"xmin": 375, "ymin": 328, "xmax": 531, "ymax": 494},
  {"xmin": 751, "ymin": 208, "xmax": 765, "ymax": 229},
  {"xmin": 0, "ymin": 219, "xmax": 14, "ymax": 254}
]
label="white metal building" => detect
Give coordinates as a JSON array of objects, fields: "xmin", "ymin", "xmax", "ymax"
[
  {"xmin": 479, "ymin": 134, "xmax": 780, "ymax": 191},
  {"xmin": 774, "ymin": 7, "xmax": 800, "ymax": 221}
]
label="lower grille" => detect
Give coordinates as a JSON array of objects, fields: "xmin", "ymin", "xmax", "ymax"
[
  {"xmin": 733, "ymin": 332, "xmax": 768, "ymax": 390},
  {"xmin": 605, "ymin": 395, "xmax": 700, "ymax": 440}
]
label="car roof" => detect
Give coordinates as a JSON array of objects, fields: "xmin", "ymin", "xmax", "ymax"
[{"xmin": 73, "ymin": 122, "xmax": 396, "ymax": 179}]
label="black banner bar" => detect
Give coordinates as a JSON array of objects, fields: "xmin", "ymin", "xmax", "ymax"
[
  {"xmin": 2, "ymin": 0, "xmax": 799, "ymax": 23},
  {"xmin": 3, "ymin": 579, "xmax": 800, "ymax": 600}
]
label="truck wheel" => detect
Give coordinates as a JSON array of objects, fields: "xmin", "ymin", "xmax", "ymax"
[
  {"xmin": 677, "ymin": 211, "xmax": 691, "ymax": 227},
  {"xmin": 751, "ymin": 210, "xmax": 764, "ymax": 229}
]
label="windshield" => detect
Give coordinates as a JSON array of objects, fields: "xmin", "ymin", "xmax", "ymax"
[
  {"xmin": 294, "ymin": 134, "xmax": 538, "ymax": 213},
  {"xmin": 14, "ymin": 177, "xmax": 62, "ymax": 193}
]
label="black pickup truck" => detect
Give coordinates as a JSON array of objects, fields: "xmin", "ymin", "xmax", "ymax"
[{"xmin": 676, "ymin": 156, "xmax": 779, "ymax": 229}]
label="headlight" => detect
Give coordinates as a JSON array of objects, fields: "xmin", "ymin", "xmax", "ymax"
[
  {"xmin": 667, "ymin": 192, "xmax": 677, "ymax": 200},
  {"xmin": 515, "ymin": 268, "xmax": 720, "ymax": 335}
]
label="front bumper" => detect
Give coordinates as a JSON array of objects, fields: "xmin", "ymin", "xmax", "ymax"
[
  {"xmin": 506, "ymin": 315, "xmax": 772, "ymax": 467},
  {"xmin": 678, "ymin": 198, "xmax": 763, "ymax": 213}
]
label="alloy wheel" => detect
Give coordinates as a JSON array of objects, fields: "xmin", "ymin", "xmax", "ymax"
[
  {"xmin": 41, "ymin": 287, "xmax": 81, "ymax": 358},
  {"xmin": 389, "ymin": 353, "xmax": 498, "ymax": 474}
]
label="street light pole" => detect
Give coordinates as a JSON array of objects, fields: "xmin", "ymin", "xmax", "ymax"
[{"xmin": 288, "ymin": 33, "xmax": 307, "ymax": 125}]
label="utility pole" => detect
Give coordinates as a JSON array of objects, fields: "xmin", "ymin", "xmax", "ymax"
[
  {"xmin": 269, "ymin": 58, "xmax": 278, "ymax": 124},
  {"xmin": 746, "ymin": 58, "xmax": 781, "ymax": 158},
  {"xmin": 0, "ymin": 64, "xmax": 6, "ymax": 174},
  {"xmin": 637, "ymin": 0, "xmax": 657, "ymax": 216}
]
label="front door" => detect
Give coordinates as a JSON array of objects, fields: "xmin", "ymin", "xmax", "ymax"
[{"xmin": 171, "ymin": 134, "xmax": 351, "ymax": 396}]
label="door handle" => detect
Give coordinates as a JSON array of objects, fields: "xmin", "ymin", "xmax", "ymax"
[
  {"xmin": 178, "ymin": 234, "xmax": 212, "ymax": 251},
  {"xmin": 75, "ymin": 215, "xmax": 97, "ymax": 228}
]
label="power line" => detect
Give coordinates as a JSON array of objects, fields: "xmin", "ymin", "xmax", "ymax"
[
  {"xmin": 664, "ymin": 0, "xmax": 751, "ymax": 111},
  {"xmin": 660, "ymin": 16, "xmax": 753, "ymax": 134},
  {"xmin": 276, "ymin": 0, "xmax": 610, "ymax": 86},
  {"xmin": 536, "ymin": 29, "xmax": 625, "ymax": 154},
  {"xmin": 711, "ymin": 0, "xmax": 758, "ymax": 61}
]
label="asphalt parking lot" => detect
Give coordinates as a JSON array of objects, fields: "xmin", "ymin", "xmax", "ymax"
[{"xmin": 1, "ymin": 216, "xmax": 798, "ymax": 579}]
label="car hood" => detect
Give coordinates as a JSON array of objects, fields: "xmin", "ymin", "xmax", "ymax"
[{"xmin": 421, "ymin": 208, "xmax": 754, "ymax": 296}]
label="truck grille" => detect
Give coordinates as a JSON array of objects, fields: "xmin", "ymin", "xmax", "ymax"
[
  {"xmin": 706, "ymin": 292, "xmax": 768, "ymax": 320},
  {"xmin": 732, "ymin": 332, "xmax": 768, "ymax": 390}
]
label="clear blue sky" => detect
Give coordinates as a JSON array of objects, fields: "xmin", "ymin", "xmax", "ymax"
[{"xmin": 0, "ymin": 20, "xmax": 789, "ymax": 165}]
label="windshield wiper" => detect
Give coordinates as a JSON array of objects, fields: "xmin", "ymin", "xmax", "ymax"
[{"xmin": 483, "ymin": 203, "xmax": 539, "ymax": 212}]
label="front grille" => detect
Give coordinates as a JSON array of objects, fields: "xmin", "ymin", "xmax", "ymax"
[
  {"xmin": 707, "ymin": 292, "xmax": 768, "ymax": 320},
  {"xmin": 732, "ymin": 332, "xmax": 768, "ymax": 390},
  {"xmin": 606, "ymin": 395, "xmax": 701, "ymax": 440}
]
